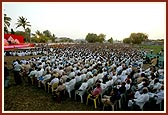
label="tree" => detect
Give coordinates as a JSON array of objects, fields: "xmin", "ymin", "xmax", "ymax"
[
  {"xmin": 123, "ymin": 38, "xmax": 132, "ymax": 44},
  {"xmin": 32, "ymin": 30, "xmax": 57, "ymax": 43},
  {"xmin": 85, "ymin": 33, "xmax": 98, "ymax": 43},
  {"xmin": 97, "ymin": 33, "xmax": 106, "ymax": 43},
  {"xmin": 123, "ymin": 32, "xmax": 148, "ymax": 44},
  {"xmin": 108, "ymin": 37, "xmax": 113, "ymax": 43},
  {"xmin": 85, "ymin": 33, "xmax": 106, "ymax": 43},
  {"xmin": 35, "ymin": 30, "xmax": 43, "ymax": 37},
  {"xmin": 26, "ymin": 27, "xmax": 31, "ymax": 42},
  {"xmin": 4, "ymin": 14, "xmax": 11, "ymax": 33},
  {"xmin": 130, "ymin": 32, "xmax": 148, "ymax": 44},
  {"xmin": 16, "ymin": 16, "xmax": 31, "ymax": 42},
  {"xmin": 43, "ymin": 30, "xmax": 52, "ymax": 38}
]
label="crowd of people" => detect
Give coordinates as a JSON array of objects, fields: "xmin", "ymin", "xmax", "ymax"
[{"xmin": 4, "ymin": 43, "xmax": 164, "ymax": 111}]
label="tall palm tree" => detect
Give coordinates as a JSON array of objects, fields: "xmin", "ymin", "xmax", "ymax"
[
  {"xmin": 35, "ymin": 30, "xmax": 42, "ymax": 36},
  {"xmin": 4, "ymin": 14, "xmax": 11, "ymax": 33},
  {"xmin": 16, "ymin": 16, "xmax": 31, "ymax": 42},
  {"xmin": 26, "ymin": 27, "xmax": 31, "ymax": 42}
]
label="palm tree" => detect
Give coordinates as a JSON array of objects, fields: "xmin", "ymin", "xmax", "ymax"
[
  {"xmin": 16, "ymin": 16, "xmax": 31, "ymax": 42},
  {"xmin": 4, "ymin": 14, "xmax": 11, "ymax": 33},
  {"xmin": 35, "ymin": 30, "xmax": 42, "ymax": 37},
  {"xmin": 26, "ymin": 27, "xmax": 31, "ymax": 42}
]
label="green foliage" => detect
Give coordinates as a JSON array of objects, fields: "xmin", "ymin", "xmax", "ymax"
[
  {"xmin": 123, "ymin": 38, "xmax": 131, "ymax": 44},
  {"xmin": 43, "ymin": 30, "xmax": 52, "ymax": 38},
  {"xmin": 16, "ymin": 16, "xmax": 31, "ymax": 42},
  {"xmin": 16, "ymin": 16, "xmax": 31, "ymax": 30},
  {"xmin": 31, "ymin": 35, "xmax": 49, "ymax": 43},
  {"xmin": 108, "ymin": 37, "xmax": 113, "ymax": 43},
  {"xmin": 4, "ymin": 14, "xmax": 12, "ymax": 33},
  {"xmin": 123, "ymin": 32, "xmax": 148, "ymax": 44},
  {"xmin": 98, "ymin": 33, "xmax": 106, "ymax": 43},
  {"xmin": 85, "ymin": 33, "xmax": 105, "ymax": 43},
  {"xmin": 31, "ymin": 30, "xmax": 57, "ymax": 43}
]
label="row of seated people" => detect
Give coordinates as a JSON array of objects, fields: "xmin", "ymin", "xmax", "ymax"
[{"xmin": 26, "ymin": 64, "xmax": 164, "ymax": 111}]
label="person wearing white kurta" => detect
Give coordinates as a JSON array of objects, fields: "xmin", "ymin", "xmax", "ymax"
[
  {"xmin": 49, "ymin": 77, "xmax": 59, "ymax": 86},
  {"xmin": 68, "ymin": 71, "xmax": 76, "ymax": 79},
  {"xmin": 78, "ymin": 80, "xmax": 88, "ymax": 91},
  {"xmin": 128, "ymin": 87, "xmax": 149, "ymax": 109},
  {"xmin": 41, "ymin": 74, "xmax": 52, "ymax": 84},
  {"xmin": 154, "ymin": 86, "xmax": 164, "ymax": 104},
  {"xmin": 28, "ymin": 67, "xmax": 37, "ymax": 78}
]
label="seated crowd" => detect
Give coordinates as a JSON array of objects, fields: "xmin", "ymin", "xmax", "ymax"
[{"xmin": 10, "ymin": 44, "xmax": 164, "ymax": 111}]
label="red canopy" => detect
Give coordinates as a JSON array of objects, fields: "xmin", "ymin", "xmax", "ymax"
[
  {"xmin": 4, "ymin": 34, "xmax": 24, "ymax": 44},
  {"xmin": 4, "ymin": 34, "xmax": 35, "ymax": 51}
]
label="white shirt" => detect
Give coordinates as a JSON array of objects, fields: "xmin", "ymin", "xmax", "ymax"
[
  {"xmin": 69, "ymin": 72, "xmax": 75, "ymax": 79},
  {"xmin": 153, "ymin": 82, "xmax": 162, "ymax": 91},
  {"xmin": 134, "ymin": 93, "xmax": 149, "ymax": 109},
  {"xmin": 134, "ymin": 91, "xmax": 140, "ymax": 98},
  {"xmin": 35, "ymin": 70, "xmax": 43, "ymax": 79},
  {"xmin": 81, "ymin": 74, "xmax": 87, "ymax": 81},
  {"xmin": 125, "ymin": 83, "xmax": 131, "ymax": 91},
  {"xmin": 97, "ymin": 73, "xmax": 104, "ymax": 79},
  {"xmin": 155, "ymin": 90, "xmax": 164, "ymax": 104},
  {"xmin": 87, "ymin": 78, "xmax": 94, "ymax": 87},
  {"xmin": 14, "ymin": 63, "xmax": 22, "ymax": 71},
  {"xmin": 28, "ymin": 70, "xmax": 37, "ymax": 77},
  {"xmin": 49, "ymin": 77, "xmax": 59, "ymax": 86},
  {"xmin": 100, "ymin": 83, "xmax": 107, "ymax": 90},
  {"xmin": 75, "ymin": 75, "xmax": 82, "ymax": 82},
  {"xmin": 43, "ymin": 74, "xmax": 51, "ymax": 81},
  {"xmin": 106, "ymin": 79, "xmax": 114, "ymax": 87},
  {"xmin": 79, "ymin": 82, "xmax": 88, "ymax": 90}
]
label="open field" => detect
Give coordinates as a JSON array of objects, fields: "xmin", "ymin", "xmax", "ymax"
[{"xmin": 140, "ymin": 45, "xmax": 164, "ymax": 54}]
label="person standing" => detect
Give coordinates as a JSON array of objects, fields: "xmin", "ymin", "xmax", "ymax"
[
  {"xmin": 4, "ymin": 62, "xmax": 10, "ymax": 88},
  {"xmin": 13, "ymin": 61, "xmax": 23, "ymax": 85}
]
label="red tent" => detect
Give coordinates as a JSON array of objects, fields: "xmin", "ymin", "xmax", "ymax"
[
  {"xmin": 4, "ymin": 34, "xmax": 35, "ymax": 51},
  {"xmin": 4, "ymin": 34, "xmax": 24, "ymax": 44}
]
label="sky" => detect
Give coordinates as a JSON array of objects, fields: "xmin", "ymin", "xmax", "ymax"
[{"xmin": 3, "ymin": 2, "xmax": 166, "ymax": 40}]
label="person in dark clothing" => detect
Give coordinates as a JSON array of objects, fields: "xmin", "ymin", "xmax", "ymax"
[
  {"xmin": 4, "ymin": 62, "xmax": 10, "ymax": 88},
  {"xmin": 101, "ymin": 88, "xmax": 121, "ymax": 104},
  {"xmin": 119, "ymin": 82, "xmax": 126, "ymax": 94},
  {"xmin": 110, "ymin": 88, "xmax": 121, "ymax": 103}
]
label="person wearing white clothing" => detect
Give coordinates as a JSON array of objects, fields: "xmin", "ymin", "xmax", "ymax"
[
  {"xmin": 49, "ymin": 77, "xmax": 59, "ymax": 86},
  {"xmin": 75, "ymin": 74, "xmax": 82, "ymax": 83},
  {"xmin": 68, "ymin": 69, "xmax": 76, "ymax": 79},
  {"xmin": 78, "ymin": 79, "xmax": 88, "ymax": 91},
  {"xmin": 154, "ymin": 85, "xmax": 164, "ymax": 104},
  {"xmin": 35, "ymin": 68, "xmax": 44, "ymax": 80},
  {"xmin": 28, "ymin": 67, "xmax": 37, "ymax": 78},
  {"xmin": 152, "ymin": 79, "xmax": 162, "ymax": 92},
  {"xmin": 125, "ymin": 79, "xmax": 131, "ymax": 91},
  {"xmin": 41, "ymin": 74, "xmax": 51, "ymax": 84},
  {"xmin": 128, "ymin": 87, "xmax": 149, "ymax": 110},
  {"xmin": 87, "ymin": 77, "xmax": 94, "ymax": 87},
  {"xmin": 105, "ymin": 77, "xmax": 114, "ymax": 87}
]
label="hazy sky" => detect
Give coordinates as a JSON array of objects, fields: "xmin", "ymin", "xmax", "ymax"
[{"xmin": 3, "ymin": 2, "xmax": 166, "ymax": 40}]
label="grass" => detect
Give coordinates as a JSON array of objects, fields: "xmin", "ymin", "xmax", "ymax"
[{"xmin": 140, "ymin": 45, "xmax": 164, "ymax": 55}]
